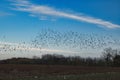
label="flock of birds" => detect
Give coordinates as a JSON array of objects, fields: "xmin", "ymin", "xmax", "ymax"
[
  {"xmin": 0, "ymin": 29, "xmax": 120, "ymax": 53},
  {"xmin": 32, "ymin": 29, "xmax": 120, "ymax": 50},
  {"xmin": 0, "ymin": 42, "xmax": 30, "ymax": 53}
]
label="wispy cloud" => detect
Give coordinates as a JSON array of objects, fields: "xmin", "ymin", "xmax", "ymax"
[
  {"xmin": 10, "ymin": 0, "xmax": 120, "ymax": 29},
  {"xmin": 0, "ymin": 11, "xmax": 13, "ymax": 17}
]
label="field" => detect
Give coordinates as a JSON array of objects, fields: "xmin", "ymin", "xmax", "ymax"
[{"xmin": 0, "ymin": 64, "xmax": 120, "ymax": 80}]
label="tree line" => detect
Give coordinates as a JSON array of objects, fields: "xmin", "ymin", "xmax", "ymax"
[{"xmin": 0, "ymin": 48, "xmax": 120, "ymax": 67}]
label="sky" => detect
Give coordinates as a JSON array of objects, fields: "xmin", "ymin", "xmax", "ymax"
[{"xmin": 0, "ymin": 0, "xmax": 120, "ymax": 59}]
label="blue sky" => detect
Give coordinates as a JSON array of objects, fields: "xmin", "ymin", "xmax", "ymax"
[{"xmin": 0, "ymin": 0, "xmax": 120, "ymax": 59}]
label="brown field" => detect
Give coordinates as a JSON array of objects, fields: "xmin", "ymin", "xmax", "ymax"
[
  {"xmin": 0, "ymin": 64, "xmax": 120, "ymax": 75},
  {"xmin": 0, "ymin": 64, "xmax": 120, "ymax": 74},
  {"xmin": 0, "ymin": 64, "xmax": 120, "ymax": 80}
]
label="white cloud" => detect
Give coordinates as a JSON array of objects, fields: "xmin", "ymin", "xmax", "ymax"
[{"xmin": 10, "ymin": 0, "xmax": 120, "ymax": 29}]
